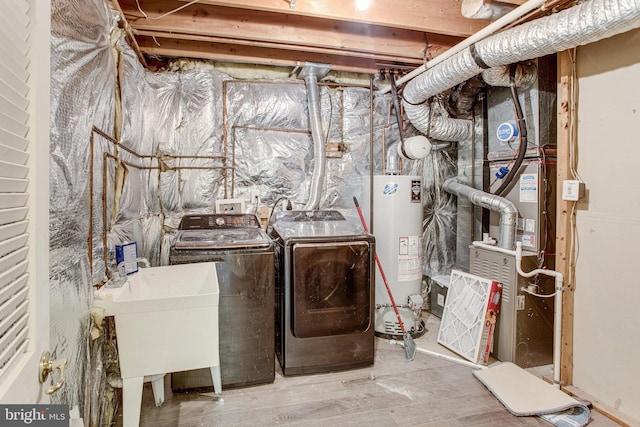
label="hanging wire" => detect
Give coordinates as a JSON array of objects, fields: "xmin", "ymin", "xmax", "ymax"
[
  {"xmin": 568, "ymin": 47, "xmax": 583, "ymax": 183},
  {"xmin": 567, "ymin": 48, "xmax": 581, "ymax": 292},
  {"xmin": 136, "ymin": 0, "xmax": 202, "ymax": 20}
]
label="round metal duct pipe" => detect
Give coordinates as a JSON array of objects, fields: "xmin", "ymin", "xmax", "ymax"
[{"xmin": 403, "ymin": 0, "xmax": 640, "ymax": 138}]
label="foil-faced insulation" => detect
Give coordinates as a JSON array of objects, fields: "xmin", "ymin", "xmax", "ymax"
[
  {"xmin": 421, "ymin": 150, "xmax": 459, "ymax": 277},
  {"xmin": 50, "ymin": 0, "xmax": 116, "ymax": 423}
]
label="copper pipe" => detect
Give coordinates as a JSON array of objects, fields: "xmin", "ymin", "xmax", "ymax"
[
  {"xmin": 233, "ymin": 125, "xmax": 311, "ymax": 134},
  {"xmin": 161, "ymin": 154, "xmax": 225, "ymax": 160},
  {"xmin": 102, "ymin": 152, "xmax": 108, "ymax": 268},
  {"xmin": 225, "ymin": 79, "xmax": 369, "ymax": 89},
  {"xmin": 92, "ymin": 126, "xmax": 152, "ymax": 158},
  {"xmin": 223, "ymin": 80, "xmax": 229, "ymax": 198},
  {"xmin": 104, "ymin": 152, "xmax": 232, "ymax": 170},
  {"xmin": 90, "ymin": 126, "xmax": 233, "ymax": 274},
  {"xmin": 369, "ymin": 75, "xmax": 374, "ymax": 231},
  {"xmin": 89, "ymin": 131, "xmax": 95, "ymax": 275},
  {"xmin": 92, "ymin": 126, "xmax": 224, "ymax": 160}
]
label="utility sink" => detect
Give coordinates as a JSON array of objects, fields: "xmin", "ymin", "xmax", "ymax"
[
  {"xmin": 96, "ymin": 261, "xmax": 219, "ymax": 316},
  {"xmin": 94, "ymin": 262, "xmax": 221, "ymax": 427}
]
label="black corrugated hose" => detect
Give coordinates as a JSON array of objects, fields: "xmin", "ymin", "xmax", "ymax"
[{"xmin": 493, "ymin": 63, "xmax": 528, "ymax": 196}]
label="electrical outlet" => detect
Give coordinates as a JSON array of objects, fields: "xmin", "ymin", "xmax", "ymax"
[
  {"xmin": 516, "ymin": 295, "xmax": 525, "ymax": 311},
  {"xmin": 215, "ymin": 198, "xmax": 246, "ymax": 213}
]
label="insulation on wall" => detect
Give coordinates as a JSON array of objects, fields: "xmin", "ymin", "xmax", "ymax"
[
  {"xmin": 50, "ymin": 0, "xmax": 116, "ymax": 422},
  {"xmin": 49, "ymin": 0, "xmax": 461, "ymax": 421}
]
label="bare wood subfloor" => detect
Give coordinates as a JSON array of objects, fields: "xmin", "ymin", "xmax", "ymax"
[{"xmin": 114, "ymin": 315, "xmax": 621, "ymax": 426}]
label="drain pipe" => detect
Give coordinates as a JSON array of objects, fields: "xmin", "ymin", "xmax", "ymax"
[
  {"xmin": 444, "ymin": 177, "xmax": 518, "ymax": 250},
  {"xmin": 403, "ymin": 0, "xmax": 640, "ymax": 137},
  {"xmin": 299, "ymin": 63, "xmax": 331, "ymax": 210},
  {"xmin": 515, "ymin": 242, "xmax": 564, "ymax": 389}
]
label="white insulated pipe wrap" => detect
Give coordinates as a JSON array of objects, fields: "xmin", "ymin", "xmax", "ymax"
[{"xmin": 403, "ymin": 0, "xmax": 640, "ymax": 138}]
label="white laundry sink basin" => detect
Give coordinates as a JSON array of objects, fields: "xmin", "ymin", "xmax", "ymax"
[
  {"xmin": 96, "ymin": 262, "xmax": 219, "ymax": 316},
  {"xmin": 94, "ymin": 262, "xmax": 221, "ymax": 427}
]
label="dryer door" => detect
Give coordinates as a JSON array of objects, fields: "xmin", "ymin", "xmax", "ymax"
[{"xmin": 291, "ymin": 241, "xmax": 372, "ymax": 338}]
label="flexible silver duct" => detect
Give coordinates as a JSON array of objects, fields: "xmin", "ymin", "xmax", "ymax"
[
  {"xmin": 404, "ymin": 103, "xmax": 473, "ymax": 142},
  {"xmin": 444, "ymin": 178, "xmax": 518, "ymax": 249},
  {"xmin": 480, "ymin": 62, "xmax": 537, "ymax": 88},
  {"xmin": 403, "ymin": 0, "xmax": 640, "ymax": 137},
  {"xmin": 300, "ymin": 63, "xmax": 330, "ymax": 210}
]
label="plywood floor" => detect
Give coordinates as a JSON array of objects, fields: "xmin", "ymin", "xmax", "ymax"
[{"xmin": 115, "ymin": 314, "xmax": 621, "ymax": 426}]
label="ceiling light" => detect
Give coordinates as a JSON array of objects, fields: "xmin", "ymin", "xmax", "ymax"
[{"xmin": 356, "ymin": 0, "xmax": 370, "ymax": 11}]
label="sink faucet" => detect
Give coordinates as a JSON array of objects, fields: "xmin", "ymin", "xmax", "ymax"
[
  {"xmin": 117, "ymin": 257, "xmax": 151, "ymax": 276},
  {"xmin": 105, "ymin": 257, "xmax": 151, "ymax": 288}
]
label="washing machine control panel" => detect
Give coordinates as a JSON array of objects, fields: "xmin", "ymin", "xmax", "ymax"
[{"xmin": 179, "ymin": 213, "xmax": 261, "ymax": 230}]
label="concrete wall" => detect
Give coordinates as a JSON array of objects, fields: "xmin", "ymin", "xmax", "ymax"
[{"xmin": 574, "ymin": 28, "xmax": 640, "ymax": 421}]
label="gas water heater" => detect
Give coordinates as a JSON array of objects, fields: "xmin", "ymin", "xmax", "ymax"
[{"xmin": 363, "ymin": 175, "xmax": 424, "ymax": 337}]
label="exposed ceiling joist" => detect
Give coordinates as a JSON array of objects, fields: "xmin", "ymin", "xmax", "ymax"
[
  {"xmin": 191, "ymin": 0, "xmax": 489, "ymax": 37},
  {"xmin": 113, "ymin": 0, "xmax": 496, "ymax": 73}
]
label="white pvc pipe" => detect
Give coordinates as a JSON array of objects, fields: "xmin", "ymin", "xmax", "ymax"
[
  {"xmin": 515, "ymin": 242, "xmax": 564, "ymax": 389},
  {"xmin": 379, "ymin": 0, "xmax": 548, "ymax": 94},
  {"xmin": 472, "ymin": 241, "xmax": 515, "ymax": 256},
  {"xmin": 472, "ymin": 240, "xmax": 565, "ymax": 389}
]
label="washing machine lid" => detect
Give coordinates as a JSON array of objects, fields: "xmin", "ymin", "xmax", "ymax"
[
  {"xmin": 174, "ymin": 213, "xmax": 271, "ymax": 250},
  {"xmin": 271, "ymin": 210, "xmax": 366, "ymax": 239}
]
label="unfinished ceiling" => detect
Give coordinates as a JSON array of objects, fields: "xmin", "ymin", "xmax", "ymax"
[{"xmin": 109, "ymin": 0, "xmax": 530, "ymax": 74}]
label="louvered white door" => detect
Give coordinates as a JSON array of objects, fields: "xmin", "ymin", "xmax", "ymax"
[{"xmin": 0, "ymin": 0, "xmax": 51, "ymax": 403}]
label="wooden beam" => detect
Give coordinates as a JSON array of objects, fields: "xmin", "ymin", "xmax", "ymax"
[
  {"xmin": 109, "ymin": 0, "xmax": 148, "ymax": 67},
  {"xmin": 135, "ymin": 30, "xmax": 425, "ymax": 66},
  {"xmin": 563, "ymin": 386, "xmax": 640, "ymax": 427},
  {"xmin": 496, "ymin": 0, "xmax": 527, "ymax": 5},
  {"xmin": 188, "ymin": 0, "xmax": 489, "ymax": 37},
  {"xmin": 119, "ymin": 0, "xmax": 461, "ymax": 63},
  {"xmin": 136, "ymin": 35, "xmax": 382, "ymax": 74},
  {"xmin": 556, "ymin": 49, "xmax": 574, "ymax": 388}
]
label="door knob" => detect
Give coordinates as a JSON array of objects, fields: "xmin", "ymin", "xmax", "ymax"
[{"xmin": 38, "ymin": 351, "xmax": 67, "ymax": 395}]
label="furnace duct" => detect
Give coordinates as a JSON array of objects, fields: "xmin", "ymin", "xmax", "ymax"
[
  {"xmin": 403, "ymin": 0, "xmax": 640, "ymax": 138},
  {"xmin": 443, "ymin": 178, "xmax": 518, "ymax": 249}
]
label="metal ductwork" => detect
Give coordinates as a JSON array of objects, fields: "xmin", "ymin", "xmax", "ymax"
[
  {"xmin": 298, "ymin": 63, "xmax": 331, "ymax": 210},
  {"xmin": 403, "ymin": 0, "xmax": 640, "ymax": 139},
  {"xmin": 444, "ymin": 177, "xmax": 518, "ymax": 249}
]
